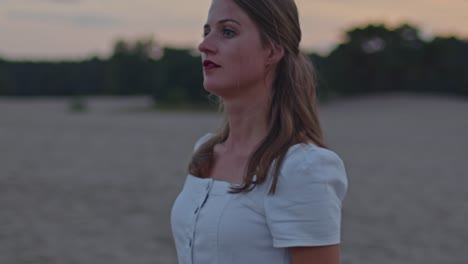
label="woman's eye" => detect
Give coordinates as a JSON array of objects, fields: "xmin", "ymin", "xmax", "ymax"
[
  {"xmin": 223, "ymin": 29, "xmax": 236, "ymax": 38},
  {"xmin": 203, "ymin": 30, "xmax": 209, "ymax": 37}
]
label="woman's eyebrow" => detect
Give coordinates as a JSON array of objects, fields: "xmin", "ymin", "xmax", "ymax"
[
  {"xmin": 204, "ymin": 18, "xmax": 241, "ymax": 28},
  {"xmin": 217, "ymin": 18, "xmax": 241, "ymax": 25}
]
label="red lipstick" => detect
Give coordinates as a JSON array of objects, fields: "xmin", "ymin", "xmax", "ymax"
[{"xmin": 203, "ymin": 60, "xmax": 221, "ymax": 70}]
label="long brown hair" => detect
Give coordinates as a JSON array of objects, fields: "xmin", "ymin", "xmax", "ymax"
[{"xmin": 189, "ymin": 0, "xmax": 326, "ymax": 194}]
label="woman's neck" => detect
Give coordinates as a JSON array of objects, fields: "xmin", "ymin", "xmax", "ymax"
[{"xmin": 221, "ymin": 89, "xmax": 270, "ymax": 156}]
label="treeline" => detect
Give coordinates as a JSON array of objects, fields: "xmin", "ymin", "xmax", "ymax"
[
  {"xmin": 314, "ymin": 24, "xmax": 468, "ymax": 100},
  {"xmin": 0, "ymin": 23, "xmax": 467, "ymax": 104}
]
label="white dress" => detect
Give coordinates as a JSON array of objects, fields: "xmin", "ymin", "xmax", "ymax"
[{"xmin": 171, "ymin": 133, "xmax": 348, "ymax": 264}]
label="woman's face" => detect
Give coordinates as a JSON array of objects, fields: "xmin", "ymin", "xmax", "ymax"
[{"xmin": 198, "ymin": 0, "xmax": 271, "ymax": 98}]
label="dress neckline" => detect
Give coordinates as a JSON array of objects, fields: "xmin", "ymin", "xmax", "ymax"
[
  {"xmin": 187, "ymin": 174, "xmax": 244, "ymax": 195},
  {"xmin": 188, "ymin": 174, "xmax": 242, "ymax": 186}
]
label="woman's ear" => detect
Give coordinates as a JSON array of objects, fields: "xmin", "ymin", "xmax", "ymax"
[{"xmin": 265, "ymin": 42, "xmax": 284, "ymax": 66}]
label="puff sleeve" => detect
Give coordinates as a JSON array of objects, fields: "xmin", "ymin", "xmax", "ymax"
[
  {"xmin": 192, "ymin": 133, "xmax": 213, "ymax": 152},
  {"xmin": 264, "ymin": 145, "xmax": 348, "ymax": 248}
]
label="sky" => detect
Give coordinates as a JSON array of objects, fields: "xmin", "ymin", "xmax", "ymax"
[{"xmin": 1, "ymin": 0, "xmax": 467, "ymax": 60}]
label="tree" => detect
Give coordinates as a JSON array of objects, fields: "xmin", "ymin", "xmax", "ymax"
[
  {"xmin": 151, "ymin": 47, "xmax": 205, "ymax": 105},
  {"xmin": 321, "ymin": 23, "xmax": 426, "ymax": 96}
]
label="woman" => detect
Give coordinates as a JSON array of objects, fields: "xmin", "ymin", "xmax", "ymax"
[{"xmin": 171, "ymin": 0, "xmax": 348, "ymax": 263}]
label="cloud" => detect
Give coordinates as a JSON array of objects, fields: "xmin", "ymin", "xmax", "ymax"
[{"xmin": 6, "ymin": 10, "xmax": 124, "ymax": 28}]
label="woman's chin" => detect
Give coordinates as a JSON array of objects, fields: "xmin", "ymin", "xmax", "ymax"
[{"xmin": 203, "ymin": 82, "xmax": 228, "ymax": 96}]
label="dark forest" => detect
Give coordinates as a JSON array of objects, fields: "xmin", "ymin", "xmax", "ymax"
[{"xmin": 1, "ymin": 23, "xmax": 467, "ymax": 105}]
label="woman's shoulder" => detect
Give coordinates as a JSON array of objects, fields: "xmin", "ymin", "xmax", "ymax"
[
  {"xmin": 283, "ymin": 143, "xmax": 345, "ymax": 171},
  {"xmin": 276, "ymin": 143, "xmax": 347, "ymax": 198},
  {"xmin": 265, "ymin": 143, "xmax": 348, "ymax": 247}
]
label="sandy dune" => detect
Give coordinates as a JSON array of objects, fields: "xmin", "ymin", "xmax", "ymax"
[{"xmin": 0, "ymin": 94, "xmax": 467, "ymax": 264}]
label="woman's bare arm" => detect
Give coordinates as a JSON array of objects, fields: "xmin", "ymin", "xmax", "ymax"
[{"xmin": 289, "ymin": 244, "xmax": 340, "ymax": 264}]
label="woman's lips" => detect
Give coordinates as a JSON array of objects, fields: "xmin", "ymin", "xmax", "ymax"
[{"xmin": 203, "ymin": 60, "xmax": 221, "ymax": 71}]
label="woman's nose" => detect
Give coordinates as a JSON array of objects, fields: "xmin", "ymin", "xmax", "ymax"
[{"xmin": 198, "ymin": 34, "xmax": 217, "ymax": 55}]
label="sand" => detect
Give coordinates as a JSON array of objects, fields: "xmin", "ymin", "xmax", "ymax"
[{"xmin": 0, "ymin": 94, "xmax": 467, "ymax": 264}]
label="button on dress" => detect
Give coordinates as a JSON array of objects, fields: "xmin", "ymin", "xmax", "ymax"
[{"xmin": 171, "ymin": 134, "xmax": 348, "ymax": 264}]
